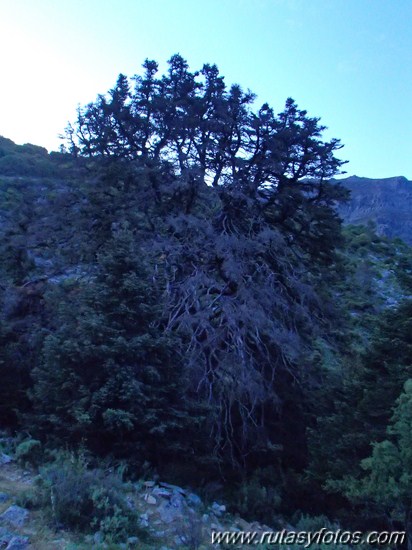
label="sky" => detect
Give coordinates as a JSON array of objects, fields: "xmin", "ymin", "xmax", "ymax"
[{"xmin": 1, "ymin": 0, "xmax": 411, "ymax": 179}]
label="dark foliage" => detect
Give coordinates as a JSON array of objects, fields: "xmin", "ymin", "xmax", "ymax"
[{"xmin": 2, "ymin": 54, "xmax": 411, "ymax": 546}]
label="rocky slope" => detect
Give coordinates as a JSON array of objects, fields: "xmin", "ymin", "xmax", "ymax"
[
  {"xmin": 0, "ymin": 448, "xmax": 277, "ymax": 550},
  {"xmin": 336, "ymin": 175, "xmax": 412, "ymax": 244}
]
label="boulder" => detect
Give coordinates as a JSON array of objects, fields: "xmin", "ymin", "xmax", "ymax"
[
  {"xmin": 152, "ymin": 487, "xmax": 172, "ymax": 499},
  {"xmin": 170, "ymin": 493, "xmax": 185, "ymax": 509},
  {"xmin": 0, "ymin": 506, "xmax": 29, "ymax": 528},
  {"xmin": 187, "ymin": 492, "xmax": 202, "ymax": 507},
  {"xmin": 211, "ymin": 501, "xmax": 226, "ymax": 516},
  {"xmin": 0, "ymin": 453, "xmax": 12, "ymax": 465},
  {"xmin": 159, "ymin": 482, "xmax": 186, "ymax": 495},
  {"xmin": 145, "ymin": 494, "xmax": 157, "ymax": 505},
  {"xmin": 0, "ymin": 527, "xmax": 14, "ymax": 547},
  {"xmin": 143, "ymin": 481, "xmax": 156, "ymax": 489}
]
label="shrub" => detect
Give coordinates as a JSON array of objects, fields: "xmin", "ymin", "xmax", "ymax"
[
  {"xmin": 36, "ymin": 452, "xmax": 140, "ymax": 541},
  {"xmin": 230, "ymin": 467, "xmax": 282, "ymax": 524},
  {"xmin": 15, "ymin": 438, "xmax": 42, "ymax": 466}
]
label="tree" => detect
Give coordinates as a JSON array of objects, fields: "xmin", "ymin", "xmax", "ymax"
[
  {"xmin": 62, "ymin": 54, "xmax": 348, "ymax": 472},
  {"xmin": 344, "ymin": 379, "xmax": 412, "ymax": 548},
  {"xmin": 29, "ymin": 224, "xmax": 193, "ymax": 465},
  {"xmin": 66, "ymin": 55, "xmax": 347, "ymax": 260}
]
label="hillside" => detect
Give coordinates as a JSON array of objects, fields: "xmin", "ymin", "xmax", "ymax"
[
  {"xmin": 337, "ymin": 175, "xmax": 412, "ymax": 244},
  {"xmin": 1, "ymin": 54, "xmax": 412, "ymax": 548}
]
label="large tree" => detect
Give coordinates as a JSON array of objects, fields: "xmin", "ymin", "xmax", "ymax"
[{"xmin": 62, "ymin": 54, "xmax": 348, "ymax": 471}]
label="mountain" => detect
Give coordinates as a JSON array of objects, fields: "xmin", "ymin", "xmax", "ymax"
[
  {"xmin": 336, "ymin": 175, "xmax": 412, "ymax": 244},
  {"xmin": 1, "ymin": 136, "xmax": 411, "ymax": 244}
]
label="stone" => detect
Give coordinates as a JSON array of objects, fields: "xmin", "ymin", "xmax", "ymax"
[
  {"xmin": 186, "ymin": 492, "xmax": 202, "ymax": 507},
  {"xmin": 236, "ymin": 517, "xmax": 251, "ymax": 530},
  {"xmin": 93, "ymin": 531, "xmax": 104, "ymax": 544},
  {"xmin": 6, "ymin": 536, "xmax": 30, "ymax": 550},
  {"xmin": 170, "ymin": 493, "xmax": 184, "ymax": 509},
  {"xmin": 159, "ymin": 482, "xmax": 186, "ymax": 495},
  {"xmin": 158, "ymin": 502, "xmax": 181, "ymax": 524},
  {"xmin": 0, "ymin": 493, "xmax": 10, "ymax": 503},
  {"xmin": 211, "ymin": 501, "xmax": 226, "ymax": 515},
  {"xmin": 127, "ymin": 536, "xmax": 139, "ymax": 545},
  {"xmin": 143, "ymin": 480, "xmax": 156, "ymax": 489},
  {"xmin": 139, "ymin": 518, "xmax": 149, "ymax": 528},
  {"xmin": 145, "ymin": 494, "xmax": 157, "ymax": 505},
  {"xmin": 0, "ymin": 527, "xmax": 14, "ymax": 547},
  {"xmin": 0, "ymin": 506, "xmax": 29, "ymax": 528},
  {"xmin": 0, "ymin": 453, "xmax": 12, "ymax": 465},
  {"xmin": 174, "ymin": 534, "xmax": 186, "ymax": 546},
  {"xmin": 152, "ymin": 487, "xmax": 172, "ymax": 498}
]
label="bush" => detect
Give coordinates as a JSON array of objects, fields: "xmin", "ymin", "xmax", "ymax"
[
  {"xmin": 230, "ymin": 467, "xmax": 282, "ymax": 524},
  {"xmin": 36, "ymin": 452, "xmax": 141, "ymax": 542},
  {"xmin": 15, "ymin": 438, "xmax": 42, "ymax": 466}
]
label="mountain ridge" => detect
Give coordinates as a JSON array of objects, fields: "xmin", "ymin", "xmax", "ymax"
[
  {"xmin": 1, "ymin": 135, "xmax": 411, "ymax": 244},
  {"xmin": 335, "ymin": 175, "xmax": 412, "ymax": 244}
]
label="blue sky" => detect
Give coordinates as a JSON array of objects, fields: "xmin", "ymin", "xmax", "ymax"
[{"xmin": 1, "ymin": 0, "xmax": 411, "ymax": 178}]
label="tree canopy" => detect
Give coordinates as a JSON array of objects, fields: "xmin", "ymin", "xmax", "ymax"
[{"xmin": 59, "ymin": 55, "xmax": 350, "ymax": 470}]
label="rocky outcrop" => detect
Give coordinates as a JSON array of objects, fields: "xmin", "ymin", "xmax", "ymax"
[
  {"xmin": 336, "ymin": 176, "xmax": 412, "ymax": 244},
  {"xmin": 0, "ymin": 506, "xmax": 29, "ymax": 529},
  {"xmin": 113, "ymin": 479, "xmax": 274, "ymax": 549}
]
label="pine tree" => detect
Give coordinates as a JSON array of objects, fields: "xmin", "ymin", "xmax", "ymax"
[{"xmin": 30, "ymin": 224, "xmax": 191, "ymax": 464}]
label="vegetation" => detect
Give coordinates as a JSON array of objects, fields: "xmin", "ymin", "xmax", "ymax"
[{"xmin": 0, "ymin": 55, "xmax": 411, "ymax": 547}]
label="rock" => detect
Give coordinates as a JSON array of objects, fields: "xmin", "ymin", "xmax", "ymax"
[
  {"xmin": 236, "ymin": 517, "xmax": 251, "ymax": 530},
  {"xmin": 0, "ymin": 493, "xmax": 10, "ymax": 503},
  {"xmin": 159, "ymin": 482, "xmax": 186, "ymax": 495},
  {"xmin": 211, "ymin": 501, "xmax": 226, "ymax": 515},
  {"xmin": 152, "ymin": 487, "xmax": 172, "ymax": 498},
  {"xmin": 145, "ymin": 494, "xmax": 157, "ymax": 505},
  {"xmin": 0, "ymin": 453, "xmax": 12, "ymax": 465},
  {"xmin": 125, "ymin": 496, "xmax": 135, "ymax": 510},
  {"xmin": 6, "ymin": 536, "xmax": 30, "ymax": 550},
  {"xmin": 127, "ymin": 536, "xmax": 139, "ymax": 545},
  {"xmin": 153, "ymin": 519, "xmax": 163, "ymax": 526},
  {"xmin": 170, "ymin": 493, "xmax": 185, "ymax": 509},
  {"xmin": 143, "ymin": 480, "xmax": 156, "ymax": 489},
  {"xmin": 174, "ymin": 534, "xmax": 186, "ymax": 546},
  {"xmin": 0, "ymin": 506, "xmax": 29, "ymax": 528},
  {"xmin": 337, "ymin": 176, "xmax": 412, "ymax": 245},
  {"xmin": 93, "ymin": 531, "xmax": 104, "ymax": 544},
  {"xmin": 158, "ymin": 502, "xmax": 181, "ymax": 524},
  {"xmin": 0, "ymin": 527, "xmax": 14, "ymax": 547},
  {"xmin": 187, "ymin": 492, "xmax": 202, "ymax": 507},
  {"xmin": 139, "ymin": 518, "xmax": 149, "ymax": 528}
]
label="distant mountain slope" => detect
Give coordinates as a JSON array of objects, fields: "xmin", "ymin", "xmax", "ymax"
[
  {"xmin": 1, "ymin": 135, "xmax": 411, "ymax": 244},
  {"xmin": 337, "ymin": 175, "xmax": 412, "ymax": 244}
]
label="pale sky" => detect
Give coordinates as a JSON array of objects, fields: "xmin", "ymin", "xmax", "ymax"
[{"xmin": 1, "ymin": 0, "xmax": 411, "ymax": 178}]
